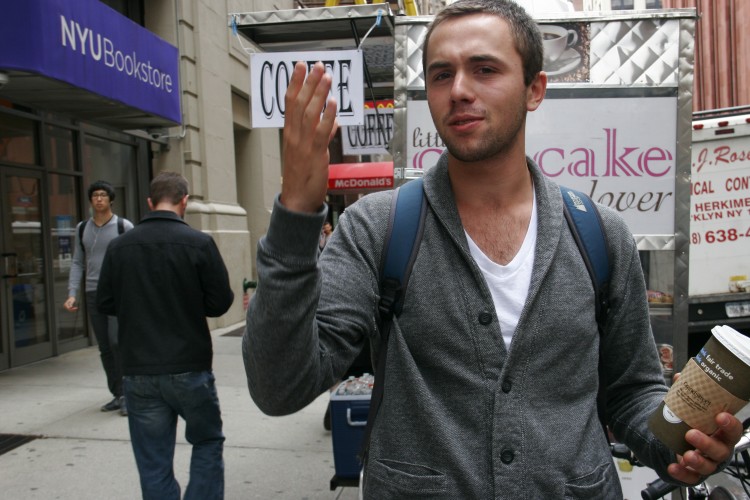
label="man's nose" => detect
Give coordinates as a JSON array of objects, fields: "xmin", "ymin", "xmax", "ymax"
[{"xmin": 450, "ymin": 72, "xmax": 474, "ymax": 102}]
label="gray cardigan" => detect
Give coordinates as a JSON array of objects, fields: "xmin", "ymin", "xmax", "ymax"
[{"xmin": 244, "ymin": 154, "xmax": 676, "ymax": 499}]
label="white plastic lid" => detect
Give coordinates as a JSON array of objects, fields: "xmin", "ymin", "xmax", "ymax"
[{"xmin": 712, "ymin": 324, "xmax": 750, "ymax": 367}]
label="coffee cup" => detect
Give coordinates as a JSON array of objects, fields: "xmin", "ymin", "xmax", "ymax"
[
  {"xmin": 541, "ymin": 25, "xmax": 578, "ymax": 64},
  {"xmin": 648, "ymin": 325, "xmax": 750, "ymax": 455}
]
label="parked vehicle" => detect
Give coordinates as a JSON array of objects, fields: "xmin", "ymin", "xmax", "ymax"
[{"xmin": 688, "ymin": 107, "xmax": 750, "ymax": 354}]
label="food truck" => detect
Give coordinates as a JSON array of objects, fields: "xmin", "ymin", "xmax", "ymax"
[{"xmin": 688, "ymin": 108, "xmax": 750, "ymax": 353}]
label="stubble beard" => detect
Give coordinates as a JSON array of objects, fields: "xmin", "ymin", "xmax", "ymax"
[
  {"xmin": 440, "ymin": 105, "xmax": 527, "ymax": 164},
  {"xmin": 444, "ymin": 134, "xmax": 510, "ymax": 163}
]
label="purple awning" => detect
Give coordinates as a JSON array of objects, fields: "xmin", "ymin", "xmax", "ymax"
[{"xmin": 0, "ymin": 0, "xmax": 181, "ymax": 128}]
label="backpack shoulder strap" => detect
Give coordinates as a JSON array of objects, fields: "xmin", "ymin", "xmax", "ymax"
[
  {"xmin": 560, "ymin": 186, "xmax": 611, "ymax": 329},
  {"xmin": 379, "ymin": 178, "xmax": 427, "ymax": 319},
  {"xmin": 560, "ymin": 186, "xmax": 612, "ymax": 436},
  {"xmin": 78, "ymin": 219, "xmax": 88, "ymax": 254},
  {"xmin": 79, "ymin": 216, "xmax": 125, "ymax": 253},
  {"xmin": 359, "ymin": 178, "xmax": 426, "ymax": 461}
]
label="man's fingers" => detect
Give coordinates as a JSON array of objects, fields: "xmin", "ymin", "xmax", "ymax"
[
  {"xmin": 689, "ymin": 413, "xmax": 744, "ymax": 462},
  {"xmin": 284, "ymin": 62, "xmax": 333, "ymax": 142},
  {"xmin": 305, "ymin": 68, "xmax": 334, "ymax": 132},
  {"xmin": 284, "ymin": 61, "xmax": 307, "ymax": 107},
  {"xmin": 668, "ymin": 447, "xmax": 718, "ymax": 484},
  {"xmin": 280, "ymin": 61, "xmax": 338, "ymax": 213},
  {"xmin": 329, "ymin": 116, "xmax": 339, "ymax": 143},
  {"xmin": 283, "ymin": 62, "xmax": 334, "ymax": 158},
  {"xmin": 287, "ymin": 62, "xmax": 327, "ymax": 126},
  {"xmin": 668, "ymin": 412, "xmax": 745, "ymax": 484},
  {"xmin": 666, "ymin": 461, "xmax": 703, "ymax": 485},
  {"xmin": 315, "ymin": 96, "xmax": 338, "ymax": 148}
]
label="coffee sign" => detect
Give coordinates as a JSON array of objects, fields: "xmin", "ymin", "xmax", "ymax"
[
  {"xmin": 342, "ymin": 106, "xmax": 394, "ymax": 155},
  {"xmin": 250, "ymin": 50, "xmax": 364, "ymax": 128}
]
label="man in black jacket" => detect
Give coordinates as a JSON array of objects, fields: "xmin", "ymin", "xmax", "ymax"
[{"xmin": 97, "ymin": 171, "xmax": 234, "ymax": 500}]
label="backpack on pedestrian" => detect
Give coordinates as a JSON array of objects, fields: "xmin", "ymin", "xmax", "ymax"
[{"xmin": 78, "ymin": 216, "xmax": 126, "ymax": 254}]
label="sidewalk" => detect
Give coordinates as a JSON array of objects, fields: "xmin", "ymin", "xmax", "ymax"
[{"xmin": 0, "ymin": 324, "xmax": 359, "ymax": 500}]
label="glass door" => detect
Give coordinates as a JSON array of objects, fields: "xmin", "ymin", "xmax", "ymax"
[{"xmin": 0, "ymin": 168, "xmax": 52, "ymax": 368}]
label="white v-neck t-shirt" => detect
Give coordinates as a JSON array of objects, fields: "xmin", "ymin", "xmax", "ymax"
[{"xmin": 465, "ymin": 191, "xmax": 538, "ymax": 350}]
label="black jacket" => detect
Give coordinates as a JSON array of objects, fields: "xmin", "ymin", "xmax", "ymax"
[{"xmin": 97, "ymin": 210, "xmax": 234, "ymax": 375}]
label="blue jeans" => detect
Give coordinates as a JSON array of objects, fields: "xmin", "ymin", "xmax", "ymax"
[{"xmin": 123, "ymin": 371, "xmax": 225, "ymax": 500}]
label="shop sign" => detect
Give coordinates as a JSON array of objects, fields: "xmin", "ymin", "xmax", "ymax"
[
  {"xmin": 250, "ymin": 50, "xmax": 363, "ymax": 128},
  {"xmin": 0, "ymin": 0, "xmax": 181, "ymax": 124},
  {"xmin": 406, "ymin": 95, "xmax": 677, "ymax": 236},
  {"xmin": 342, "ymin": 106, "xmax": 394, "ymax": 155},
  {"xmin": 405, "ymin": 99, "xmax": 445, "ymax": 175},
  {"xmin": 328, "ymin": 162, "xmax": 393, "ymax": 191}
]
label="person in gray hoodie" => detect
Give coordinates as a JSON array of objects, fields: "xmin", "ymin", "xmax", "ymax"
[
  {"xmin": 65, "ymin": 180, "xmax": 133, "ymax": 415},
  {"xmin": 244, "ymin": 1, "xmax": 744, "ymax": 498}
]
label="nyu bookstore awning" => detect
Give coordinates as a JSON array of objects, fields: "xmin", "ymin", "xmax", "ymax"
[
  {"xmin": 328, "ymin": 162, "xmax": 394, "ymax": 192},
  {"xmin": 0, "ymin": 0, "xmax": 180, "ymax": 129}
]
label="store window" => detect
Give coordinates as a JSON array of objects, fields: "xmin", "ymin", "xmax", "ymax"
[
  {"xmin": 1, "ymin": 105, "xmax": 148, "ymax": 367},
  {"xmin": 4, "ymin": 174, "xmax": 49, "ymax": 349},
  {"xmin": 44, "ymin": 125, "xmax": 77, "ymax": 172},
  {"xmin": 42, "ymin": 124, "xmax": 84, "ymax": 341},
  {"xmin": 99, "ymin": 0, "xmax": 144, "ymax": 25},
  {"xmin": 82, "ymin": 136, "xmax": 138, "ymax": 222},
  {"xmin": 49, "ymin": 174, "xmax": 84, "ymax": 342},
  {"xmin": 0, "ymin": 113, "xmax": 38, "ymax": 166}
]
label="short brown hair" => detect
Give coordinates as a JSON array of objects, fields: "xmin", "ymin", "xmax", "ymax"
[
  {"xmin": 422, "ymin": 0, "xmax": 543, "ymax": 87},
  {"xmin": 149, "ymin": 171, "xmax": 189, "ymax": 205}
]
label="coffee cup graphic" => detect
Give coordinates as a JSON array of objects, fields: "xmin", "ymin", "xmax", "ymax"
[{"xmin": 541, "ymin": 25, "xmax": 578, "ymax": 64}]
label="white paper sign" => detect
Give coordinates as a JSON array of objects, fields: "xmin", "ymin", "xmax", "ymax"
[
  {"xmin": 250, "ymin": 50, "xmax": 363, "ymax": 128},
  {"xmin": 342, "ymin": 107, "xmax": 394, "ymax": 155},
  {"xmin": 405, "ymin": 96, "xmax": 677, "ymax": 236}
]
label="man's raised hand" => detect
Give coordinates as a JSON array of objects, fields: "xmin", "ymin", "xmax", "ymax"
[{"xmin": 280, "ymin": 61, "xmax": 339, "ymax": 213}]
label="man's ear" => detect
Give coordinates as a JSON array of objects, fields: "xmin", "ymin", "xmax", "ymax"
[
  {"xmin": 526, "ymin": 71, "xmax": 548, "ymax": 112},
  {"xmin": 147, "ymin": 197, "xmax": 155, "ymax": 211}
]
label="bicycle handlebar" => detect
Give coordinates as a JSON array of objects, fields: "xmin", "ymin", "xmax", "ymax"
[
  {"xmin": 636, "ymin": 419, "xmax": 750, "ymax": 500},
  {"xmin": 735, "ymin": 432, "xmax": 750, "ymax": 454},
  {"xmin": 641, "ymin": 479, "xmax": 676, "ymax": 500},
  {"xmin": 638, "ymin": 426, "xmax": 750, "ymax": 500}
]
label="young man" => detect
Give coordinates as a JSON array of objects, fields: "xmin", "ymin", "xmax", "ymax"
[
  {"xmin": 64, "ymin": 180, "xmax": 133, "ymax": 416},
  {"xmin": 97, "ymin": 172, "xmax": 234, "ymax": 500},
  {"xmin": 318, "ymin": 221, "xmax": 333, "ymax": 251},
  {"xmin": 244, "ymin": 1, "xmax": 743, "ymax": 498}
]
